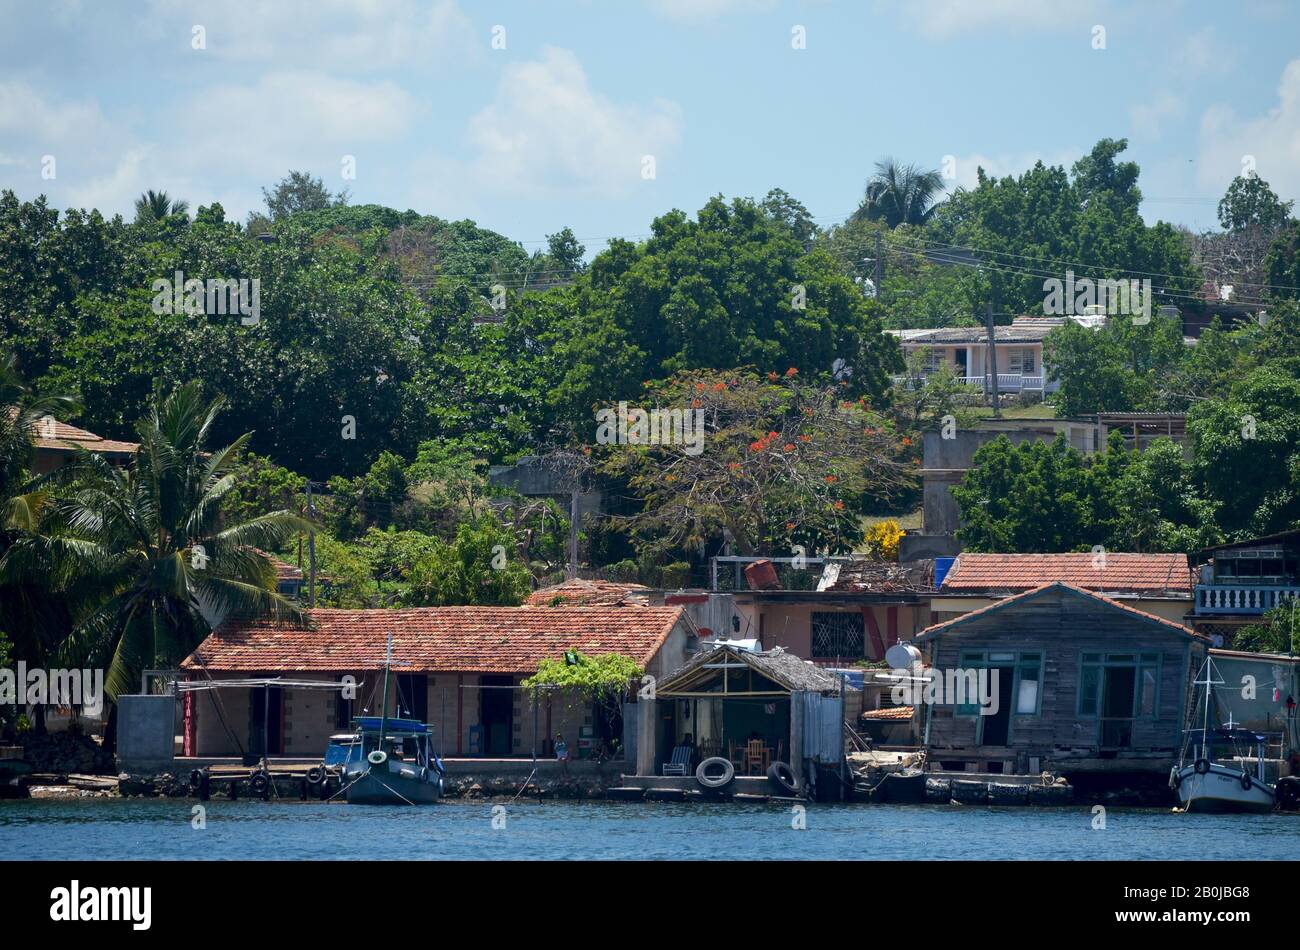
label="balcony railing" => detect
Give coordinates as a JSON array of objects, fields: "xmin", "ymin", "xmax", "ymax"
[
  {"xmin": 892, "ymin": 373, "xmax": 1045, "ymax": 392},
  {"xmin": 1194, "ymin": 583, "xmax": 1300, "ymax": 616}
]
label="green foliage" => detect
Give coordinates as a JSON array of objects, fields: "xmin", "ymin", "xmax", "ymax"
[
  {"xmin": 952, "ymin": 433, "xmax": 1218, "ymax": 554},
  {"xmin": 1234, "ymin": 603, "xmax": 1300, "ymax": 654},
  {"xmin": 851, "ymin": 159, "xmax": 945, "ymax": 228},
  {"xmin": 401, "ymin": 514, "xmax": 531, "ymax": 607},
  {"xmin": 521, "ymin": 651, "xmax": 643, "ymax": 702},
  {"xmin": 1218, "ymin": 174, "xmax": 1294, "ymax": 233}
]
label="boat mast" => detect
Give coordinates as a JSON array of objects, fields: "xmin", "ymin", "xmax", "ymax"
[{"xmin": 377, "ymin": 630, "xmax": 393, "ymax": 755}]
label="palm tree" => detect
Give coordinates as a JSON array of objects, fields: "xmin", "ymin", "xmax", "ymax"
[
  {"xmin": 133, "ymin": 190, "xmax": 189, "ymax": 223},
  {"xmin": 851, "ymin": 159, "xmax": 946, "ymax": 228},
  {"xmin": 16, "ymin": 383, "xmax": 309, "ymax": 703},
  {"xmin": 0, "ymin": 351, "xmax": 82, "ymax": 680}
]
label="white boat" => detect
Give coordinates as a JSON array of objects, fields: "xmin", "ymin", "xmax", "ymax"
[{"xmin": 1171, "ymin": 657, "xmax": 1280, "ymax": 813}]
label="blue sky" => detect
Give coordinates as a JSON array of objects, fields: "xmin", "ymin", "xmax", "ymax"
[{"xmin": 1, "ymin": 0, "xmax": 1297, "ymax": 253}]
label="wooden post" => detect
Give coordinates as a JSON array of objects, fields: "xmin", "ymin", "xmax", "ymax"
[{"xmin": 790, "ymin": 690, "xmax": 805, "ymax": 793}]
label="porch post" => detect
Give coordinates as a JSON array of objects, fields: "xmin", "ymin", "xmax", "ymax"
[
  {"xmin": 636, "ymin": 696, "xmax": 657, "ymax": 776},
  {"xmin": 790, "ymin": 690, "xmax": 805, "ymax": 792}
]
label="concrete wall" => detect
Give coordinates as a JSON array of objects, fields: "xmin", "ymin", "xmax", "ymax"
[
  {"xmin": 117, "ymin": 694, "xmax": 177, "ymax": 772},
  {"xmin": 745, "ymin": 602, "xmax": 930, "ymax": 662}
]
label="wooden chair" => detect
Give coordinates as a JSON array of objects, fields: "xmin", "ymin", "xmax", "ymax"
[
  {"xmin": 745, "ymin": 739, "xmax": 767, "ymax": 776},
  {"xmin": 729, "ymin": 741, "xmax": 746, "ymax": 773}
]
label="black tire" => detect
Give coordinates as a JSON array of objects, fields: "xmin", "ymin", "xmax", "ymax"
[
  {"xmin": 249, "ymin": 772, "xmax": 270, "ymax": 794},
  {"xmin": 695, "ymin": 756, "xmax": 735, "ymax": 789},
  {"xmin": 1240, "ymin": 771, "xmax": 1254, "ymax": 791},
  {"xmin": 305, "ymin": 766, "xmax": 326, "ymax": 785},
  {"xmin": 1194, "ymin": 758, "xmax": 1211, "ymax": 775},
  {"xmin": 189, "ymin": 768, "xmax": 205, "ymax": 789},
  {"xmin": 767, "ymin": 761, "xmax": 798, "ymax": 795}
]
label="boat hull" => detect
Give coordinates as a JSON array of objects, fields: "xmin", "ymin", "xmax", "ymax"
[
  {"xmin": 343, "ymin": 762, "xmax": 443, "ymax": 805},
  {"xmin": 1175, "ymin": 764, "xmax": 1273, "ymax": 814}
]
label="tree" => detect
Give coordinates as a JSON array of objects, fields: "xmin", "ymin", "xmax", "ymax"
[
  {"xmin": 133, "ymin": 190, "xmax": 189, "ymax": 223},
  {"xmin": 600, "ymin": 369, "xmax": 915, "ymax": 558},
  {"xmin": 401, "ymin": 514, "xmax": 531, "ymax": 606},
  {"xmin": 256, "ymin": 170, "xmax": 348, "ymax": 224},
  {"xmin": 1217, "ymin": 174, "xmax": 1294, "ymax": 233},
  {"xmin": 1187, "ymin": 364, "xmax": 1300, "ymax": 538},
  {"xmin": 16, "ymin": 383, "xmax": 309, "ymax": 701},
  {"xmin": 0, "ymin": 351, "xmax": 81, "ymax": 684},
  {"xmin": 851, "ymin": 159, "xmax": 945, "ymax": 228}
]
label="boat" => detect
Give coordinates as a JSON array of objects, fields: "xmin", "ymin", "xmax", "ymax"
[
  {"xmin": 1171, "ymin": 657, "xmax": 1280, "ymax": 813},
  {"xmin": 340, "ymin": 630, "xmax": 444, "ymax": 805},
  {"xmin": 340, "ymin": 717, "xmax": 444, "ymax": 805}
]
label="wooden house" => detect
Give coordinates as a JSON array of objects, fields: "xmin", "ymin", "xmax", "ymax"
[{"xmin": 914, "ymin": 582, "xmax": 1208, "ymax": 776}]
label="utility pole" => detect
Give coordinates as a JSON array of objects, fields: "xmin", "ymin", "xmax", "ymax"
[
  {"xmin": 985, "ymin": 300, "xmax": 1001, "ymax": 419},
  {"xmin": 567, "ymin": 488, "xmax": 580, "ymax": 580},
  {"xmin": 873, "ymin": 230, "xmax": 883, "ymax": 298},
  {"xmin": 306, "ymin": 480, "xmax": 317, "ymax": 607}
]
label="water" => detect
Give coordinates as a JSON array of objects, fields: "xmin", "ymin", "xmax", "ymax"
[{"xmin": 4, "ymin": 798, "xmax": 1299, "ymax": 860}]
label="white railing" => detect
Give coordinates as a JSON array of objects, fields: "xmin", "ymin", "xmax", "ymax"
[
  {"xmin": 1195, "ymin": 584, "xmax": 1300, "ymax": 615},
  {"xmin": 893, "ymin": 374, "xmax": 1044, "ymax": 392}
]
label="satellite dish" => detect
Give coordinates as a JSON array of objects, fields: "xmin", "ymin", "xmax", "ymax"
[{"xmin": 885, "ymin": 642, "xmax": 921, "ymax": 670}]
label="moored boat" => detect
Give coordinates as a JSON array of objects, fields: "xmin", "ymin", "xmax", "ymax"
[{"xmin": 1171, "ymin": 657, "xmax": 1283, "ymax": 813}]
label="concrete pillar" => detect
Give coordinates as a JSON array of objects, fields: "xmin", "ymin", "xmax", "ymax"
[{"xmin": 636, "ymin": 698, "xmax": 657, "ymax": 776}]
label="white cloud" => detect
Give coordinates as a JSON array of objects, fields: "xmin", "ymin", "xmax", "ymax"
[
  {"xmin": 1197, "ymin": 59, "xmax": 1300, "ymax": 207},
  {"xmin": 141, "ymin": 0, "xmax": 476, "ymax": 70},
  {"xmin": 458, "ymin": 47, "xmax": 683, "ymax": 198},
  {"xmin": 892, "ymin": 0, "xmax": 1102, "ymax": 39},
  {"xmin": 1130, "ymin": 91, "xmax": 1186, "ymax": 140}
]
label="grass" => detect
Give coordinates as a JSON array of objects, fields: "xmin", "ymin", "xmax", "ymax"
[{"xmin": 968, "ymin": 403, "xmax": 1058, "ymax": 419}]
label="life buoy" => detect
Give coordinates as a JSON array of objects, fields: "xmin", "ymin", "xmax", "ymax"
[
  {"xmin": 367, "ymin": 750, "xmax": 388, "ymax": 766},
  {"xmin": 695, "ymin": 756, "xmax": 735, "ymax": 789},
  {"xmin": 306, "ymin": 766, "xmax": 326, "ymax": 785},
  {"xmin": 1194, "ymin": 758, "xmax": 1211, "ymax": 775},
  {"xmin": 1240, "ymin": 771, "xmax": 1254, "ymax": 791},
  {"xmin": 767, "ymin": 761, "xmax": 798, "ymax": 795}
]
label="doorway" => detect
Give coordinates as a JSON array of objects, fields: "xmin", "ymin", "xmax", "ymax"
[
  {"xmin": 480, "ymin": 675, "xmax": 514, "ymax": 756},
  {"xmin": 1100, "ymin": 666, "xmax": 1136, "ymax": 748},
  {"xmin": 249, "ymin": 685, "xmax": 282, "ymax": 756},
  {"xmin": 979, "ymin": 665, "xmax": 1014, "ymax": 746},
  {"xmin": 955, "ymin": 349, "xmax": 968, "ymax": 378}
]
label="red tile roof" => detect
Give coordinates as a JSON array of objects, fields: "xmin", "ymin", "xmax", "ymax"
[
  {"xmin": 526, "ymin": 578, "xmax": 651, "ymax": 606},
  {"xmin": 941, "ymin": 552, "xmax": 1191, "ymax": 595},
  {"xmin": 916, "ymin": 581, "xmax": 1205, "ymax": 642},
  {"xmin": 182, "ymin": 604, "xmax": 687, "ymax": 674},
  {"xmin": 861, "ymin": 705, "xmax": 914, "ymax": 721},
  {"xmin": 28, "ymin": 414, "xmax": 139, "ymax": 455}
]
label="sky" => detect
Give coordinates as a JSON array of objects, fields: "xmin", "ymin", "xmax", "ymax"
[{"xmin": 1, "ymin": 0, "xmax": 1298, "ymax": 255}]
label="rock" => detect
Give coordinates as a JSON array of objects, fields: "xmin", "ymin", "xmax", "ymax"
[
  {"xmin": 950, "ymin": 779, "xmax": 989, "ymax": 805},
  {"xmin": 987, "ymin": 782, "xmax": 1030, "ymax": 806},
  {"xmin": 1028, "ymin": 782, "xmax": 1073, "ymax": 806},
  {"xmin": 924, "ymin": 777, "xmax": 952, "ymax": 803}
]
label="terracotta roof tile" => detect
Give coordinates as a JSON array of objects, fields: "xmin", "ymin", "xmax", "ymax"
[
  {"xmin": 526, "ymin": 578, "xmax": 651, "ymax": 606},
  {"xmin": 26, "ymin": 414, "xmax": 139, "ymax": 455},
  {"xmin": 182, "ymin": 604, "xmax": 686, "ymax": 674},
  {"xmin": 941, "ymin": 552, "xmax": 1191, "ymax": 595},
  {"xmin": 861, "ymin": 705, "xmax": 914, "ymax": 721},
  {"xmin": 916, "ymin": 581, "xmax": 1206, "ymax": 642}
]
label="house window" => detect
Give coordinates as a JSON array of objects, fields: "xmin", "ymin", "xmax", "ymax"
[
  {"xmin": 811, "ymin": 612, "xmax": 864, "ymax": 660},
  {"xmin": 918, "ymin": 347, "xmax": 946, "ymax": 373},
  {"xmin": 1006, "ymin": 348, "xmax": 1037, "ymax": 375},
  {"xmin": 1078, "ymin": 653, "xmax": 1162, "ymax": 718},
  {"xmin": 1016, "ymin": 653, "xmax": 1042, "ymax": 714},
  {"xmin": 953, "ymin": 650, "xmax": 1042, "ymax": 716}
]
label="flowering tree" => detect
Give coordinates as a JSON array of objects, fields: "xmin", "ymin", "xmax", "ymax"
[{"xmin": 599, "ymin": 369, "xmax": 914, "ymax": 557}]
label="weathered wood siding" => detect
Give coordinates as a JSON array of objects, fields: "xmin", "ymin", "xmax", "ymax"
[{"xmin": 922, "ymin": 587, "xmax": 1204, "ymax": 769}]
